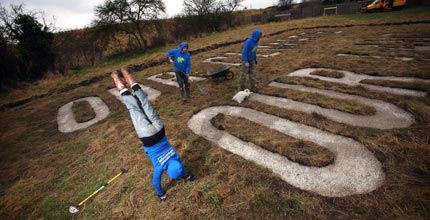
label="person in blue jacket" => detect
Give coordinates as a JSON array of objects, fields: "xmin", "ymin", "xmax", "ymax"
[
  {"xmin": 167, "ymin": 42, "xmax": 191, "ymax": 101},
  {"xmin": 111, "ymin": 68, "xmax": 195, "ymax": 202},
  {"xmin": 239, "ymin": 29, "xmax": 262, "ymax": 92}
]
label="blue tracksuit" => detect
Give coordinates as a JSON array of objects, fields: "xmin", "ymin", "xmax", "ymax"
[
  {"xmin": 167, "ymin": 42, "xmax": 191, "ymax": 75},
  {"xmin": 242, "ymin": 29, "xmax": 262, "ymax": 63},
  {"xmin": 143, "ymin": 135, "xmax": 187, "ymax": 196}
]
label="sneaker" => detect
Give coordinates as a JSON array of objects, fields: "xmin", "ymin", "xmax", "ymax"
[{"xmin": 184, "ymin": 174, "xmax": 196, "ymax": 182}]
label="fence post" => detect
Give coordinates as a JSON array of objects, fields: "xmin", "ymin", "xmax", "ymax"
[{"xmin": 323, "ymin": 6, "xmax": 338, "ymax": 16}]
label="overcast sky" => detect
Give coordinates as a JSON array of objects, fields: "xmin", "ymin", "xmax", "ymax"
[{"xmin": 0, "ymin": 0, "xmax": 278, "ymax": 31}]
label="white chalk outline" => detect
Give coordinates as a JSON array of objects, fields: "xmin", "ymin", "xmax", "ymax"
[
  {"xmin": 187, "ymin": 68, "xmax": 429, "ymax": 196},
  {"xmin": 57, "ymin": 97, "xmax": 110, "ymax": 133},
  {"xmin": 108, "ymin": 84, "xmax": 161, "ymax": 104},
  {"xmin": 224, "ymin": 52, "xmax": 281, "ymax": 58},
  {"xmin": 188, "ymin": 105, "xmax": 385, "ymax": 197},
  {"xmin": 336, "ymin": 53, "xmax": 415, "ymax": 61},
  {"xmin": 202, "ymin": 56, "xmax": 241, "ymax": 66},
  {"xmin": 147, "ymin": 72, "xmax": 207, "ymax": 87},
  {"xmin": 263, "ymin": 82, "xmax": 414, "ymax": 129},
  {"xmin": 203, "ymin": 51, "xmax": 282, "ymax": 66},
  {"xmin": 289, "ymin": 68, "xmax": 429, "ymax": 97}
]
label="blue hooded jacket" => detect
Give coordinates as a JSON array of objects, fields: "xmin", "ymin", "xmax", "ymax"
[
  {"xmin": 242, "ymin": 29, "xmax": 262, "ymax": 63},
  {"xmin": 143, "ymin": 135, "xmax": 187, "ymax": 196},
  {"xmin": 167, "ymin": 42, "xmax": 191, "ymax": 75}
]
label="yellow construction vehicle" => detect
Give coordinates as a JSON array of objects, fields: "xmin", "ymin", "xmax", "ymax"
[{"xmin": 361, "ymin": 0, "xmax": 407, "ymax": 12}]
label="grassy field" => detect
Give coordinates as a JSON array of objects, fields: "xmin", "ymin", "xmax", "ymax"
[{"xmin": 1, "ymin": 6, "xmax": 430, "ymax": 220}]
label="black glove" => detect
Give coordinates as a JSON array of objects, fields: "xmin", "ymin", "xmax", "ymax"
[
  {"xmin": 255, "ymin": 59, "xmax": 258, "ymax": 64},
  {"xmin": 184, "ymin": 174, "xmax": 196, "ymax": 182},
  {"xmin": 158, "ymin": 193, "xmax": 168, "ymax": 203}
]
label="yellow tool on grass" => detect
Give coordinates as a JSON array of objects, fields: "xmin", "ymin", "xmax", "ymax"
[{"xmin": 69, "ymin": 168, "xmax": 128, "ymax": 214}]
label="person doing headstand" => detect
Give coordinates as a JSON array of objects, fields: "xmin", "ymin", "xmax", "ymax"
[{"xmin": 111, "ymin": 68, "xmax": 195, "ymax": 202}]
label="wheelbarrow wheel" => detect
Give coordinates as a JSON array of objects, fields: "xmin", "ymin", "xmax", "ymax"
[{"xmin": 225, "ymin": 71, "xmax": 234, "ymax": 80}]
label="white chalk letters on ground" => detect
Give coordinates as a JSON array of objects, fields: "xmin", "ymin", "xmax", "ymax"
[
  {"xmin": 57, "ymin": 86, "xmax": 161, "ymax": 133},
  {"xmin": 147, "ymin": 72, "xmax": 206, "ymax": 87},
  {"xmin": 289, "ymin": 68, "xmax": 429, "ymax": 97},
  {"xmin": 108, "ymin": 84, "xmax": 161, "ymax": 104},
  {"xmin": 188, "ymin": 106, "xmax": 385, "ymax": 197},
  {"xmin": 263, "ymin": 82, "xmax": 414, "ymax": 129},
  {"xmin": 57, "ymin": 97, "xmax": 110, "ymax": 133},
  {"xmin": 188, "ymin": 69, "xmax": 428, "ymax": 196},
  {"xmin": 203, "ymin": 51, "xmax": 283, "ymax": 66}
]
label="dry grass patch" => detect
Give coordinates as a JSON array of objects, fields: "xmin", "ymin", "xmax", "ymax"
[
  {"xmin": 71, "ymin": 100, "xmax": 96, "ymax": 123},
  {"xmin": 211, "ymin": 114, "xmax": 335, "ymax": 167},
  {"xmin": 310, "ymin": 69, "xmax": 345, "ymax": 78}
]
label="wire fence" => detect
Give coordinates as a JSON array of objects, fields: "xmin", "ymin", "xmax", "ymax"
[{"xmin": 234, "ymin": 1, "xmax": 374, "ymax": 24}]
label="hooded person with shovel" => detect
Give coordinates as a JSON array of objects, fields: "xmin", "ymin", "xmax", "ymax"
[
  {"xmin": 168, "ymin": 42, "xmax": 192, "ymax": 101},
  {"xmin": 111, "ymin": 68, "xmax": 195, "ymax": 202},
  {"xmin": 239, "ymin": 29, "xmax": 262, "ymax": 93}
]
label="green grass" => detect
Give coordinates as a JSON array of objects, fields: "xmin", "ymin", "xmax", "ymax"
[
  {"xmin": 41, "ymin": 193, "xmax": 69, "ymax": 220},
  {"xmin": 71, "ymin": 66, "xmax": 86, "ymax": 76},
  {"xmin": 105, "ymin": 47, "xmax": 165, "ymax": 65}
]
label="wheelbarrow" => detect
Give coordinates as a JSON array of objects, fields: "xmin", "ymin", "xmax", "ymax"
[{"xmin": 206, "ymin": 65, "xmax": 234, "ymax": 80}]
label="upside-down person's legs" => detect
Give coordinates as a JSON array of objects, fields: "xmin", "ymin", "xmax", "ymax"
[
  {"xmin": 111, "ymin": 71, "xmax": 161, "ymax": 138},
  {"xmin": 121, "ymin": 68, "xmax": 164, "ymax": 132},
  {"xmin": 133, "ymin": 89, "xmax": 164, "ymax": 131}
]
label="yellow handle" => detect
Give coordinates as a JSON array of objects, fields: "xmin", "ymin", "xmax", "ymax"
[
  {"xmin": 78, "ymin": 186, "xmax": 105, "ymax": 206},
  {"xmin": 77, "ymin": 171, "xmax": 123, "ymax": 207},
  {"xmin": 107, "ymin": 172, "xmax": 123, "ymax": 184}
]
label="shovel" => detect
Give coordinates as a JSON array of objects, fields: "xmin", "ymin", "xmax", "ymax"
[{"xmin": 190, "ymin": 77, "xmax": 208, "ymax": 95}]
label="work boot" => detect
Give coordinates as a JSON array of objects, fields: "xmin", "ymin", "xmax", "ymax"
[
  {"xmin": 111, "ymin": 71, "xmax": 126, "ymax": 91},
  {"xmin": 185, "ymin": 87, "xmax": 191, "ymax": 98},
  {"xmin": 180, "ymin": 88, "xmax": 186, "ymax": 101},
  {"xmin": 121, "ymin": 68, "xmax": 137, "ymax": 87}
]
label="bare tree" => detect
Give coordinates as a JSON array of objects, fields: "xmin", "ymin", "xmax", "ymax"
[
  {"xmin": 94, "ymin": 0, "xmax": 166, "ymax": 51},
  {"xmin": 181, "ymin": 0, "xmax": 243, "ymax": 31},
  {"xmin": 183, "ymin": 0, "xmax": 242, "ymax": 16},
  {"xmin": 278, "ymin": 0, "xmax": 294, "ymax": 10},
  {"xmin": 183, "ymin": 0, "xmax": 215, "ymax": 16},
  {"xmin": 222, "ymin": 0, "xmax": 243, "ymax": 12}
]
